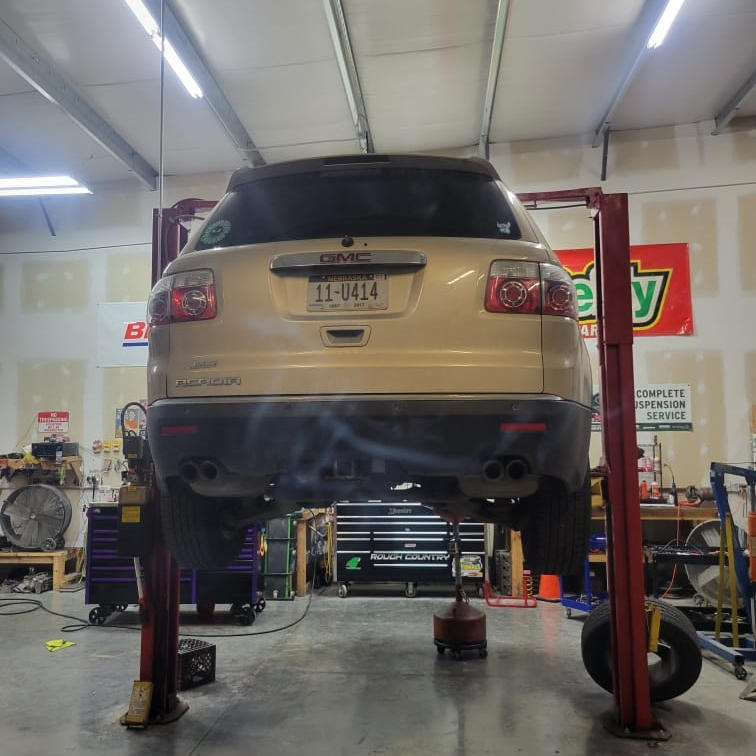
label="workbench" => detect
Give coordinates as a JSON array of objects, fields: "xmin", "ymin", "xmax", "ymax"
[{"xmin": 0, "ymin": 548, "xmax": 79, "ymax": 590}]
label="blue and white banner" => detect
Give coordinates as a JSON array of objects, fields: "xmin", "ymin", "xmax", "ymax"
[{"xmin": 97, "ymin": 302, "xmax": 149, "ymax": 367}]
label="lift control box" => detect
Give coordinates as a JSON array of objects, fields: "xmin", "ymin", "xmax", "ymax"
[{"xmin": 117, "ymin": 485, "xmax": 152, "ymax": 557}]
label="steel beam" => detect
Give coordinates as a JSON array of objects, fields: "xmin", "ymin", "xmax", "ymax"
[
  {"xmin": 322, "ymin": 0, "xmax": 374, "ymax": 153},
  {"xmin": 591, "ymin": 0, "xmax": 669, "ymax": 148},
  {"xmin": 142, "ymin": 0, "xmax": 264, "ymax": 166},
  {"xmin": 0, "ymin": 18, "xmax": 158, "ymax": 189},
  {"xmin": 478, "ymin": 0, "xmax": 511, "ymax": 159},
  {"xmin": 712, "ymin": 68, "xmax": 756, "ymax": 135}
]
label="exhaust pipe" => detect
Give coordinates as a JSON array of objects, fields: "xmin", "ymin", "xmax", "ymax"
[
  {"xmin": 482, "ymin": 459, "xmax": 504, "ymax": 481},
  {"xmin": 481, "ymin": 458, "xmax": 529, "ymax": 482},
  {"xmin": 180, "ymin": 461, "xmax": 199, "ymax": 482},
  {"xmin": 503, "ymin": 459, "xmax": 527, "ymax": 481},
  {"xmin": 199, "ymin": 461, "xmax": 219, "ymax": 480}
]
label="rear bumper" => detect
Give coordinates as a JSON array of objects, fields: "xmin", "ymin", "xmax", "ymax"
[{"xmin": 148, "ymin": 395, "xmax": 590, "ymax": 498}]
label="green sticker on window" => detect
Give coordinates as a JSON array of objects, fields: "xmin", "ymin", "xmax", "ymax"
[{"xmin": 200, "ymin": 219, "xmax": 231, "ymax": 245}]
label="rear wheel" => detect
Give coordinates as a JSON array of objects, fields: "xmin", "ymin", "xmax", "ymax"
[
  {"xmin": 160, "ymin": 485, "xmax": 246, "ymax": 569},
  {"xmin": 520, "ymin": 472, "xmax": 590, "ymax": 576}
]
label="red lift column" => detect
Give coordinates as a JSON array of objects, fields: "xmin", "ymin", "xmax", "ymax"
[
  {"xmin": 517, "ymin": 189, "xmax": 660, "ymax": 736},
  {"xmin": 125, "ymin": 200, "xmax": 216, "ymax": 726},
  {"xmin": 594, "ymin": 193, "xmax": 659, "ymax": 735}
]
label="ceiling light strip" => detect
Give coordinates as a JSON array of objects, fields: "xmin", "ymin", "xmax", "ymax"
[
  {"xmin": 0, "ymin": 186, "xmax": 91, "ymax": 197},
  {"xmin": 646, "ymin": 0, "xmax": 686, "ymax": 49},
  {"xmin": 123, "ymin": 0, "xmax": 203, "ymax": 98}
]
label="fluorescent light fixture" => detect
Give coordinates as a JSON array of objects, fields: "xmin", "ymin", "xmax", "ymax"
[
  {"xmin": 0, "ymin": 175, "xmax": 79, "ymax": 189},
  {"xmin": 647, "ymin": 0, "xmax": 686, "ymax": 49},
  {"xmin": 0, "ymin": 187, "xmax": 92, "ymax": 197},
  {"xmin": 123, "ymin": 0, "xmax": 203, "ymax": 99},
  {"xmin": 0, "ymin": 175, "xmax": 91, "ymax": 197}
]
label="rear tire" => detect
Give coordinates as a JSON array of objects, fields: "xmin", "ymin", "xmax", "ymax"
[
  {"xmin": 520, "ymin": 472, "xmax": 590, "ymax": 576},
  {"xmin": 160, "ymin": 485, "xmax": 246, "ymax": 569}
]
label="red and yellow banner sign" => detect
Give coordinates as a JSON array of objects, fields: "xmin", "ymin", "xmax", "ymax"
[{"xmin": 555, "ymin": 243, "xmax": 693, "ymax": 337}]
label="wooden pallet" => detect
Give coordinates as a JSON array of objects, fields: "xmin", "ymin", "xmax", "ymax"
[{"xmin": 0, "ymin": 548, "xmax": 79, "ymax": 590}]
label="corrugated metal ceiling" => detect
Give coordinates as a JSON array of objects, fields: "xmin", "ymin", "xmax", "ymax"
[{"xmin": 0, "ymin": 0, "xmax": 753, "ymax": 186}]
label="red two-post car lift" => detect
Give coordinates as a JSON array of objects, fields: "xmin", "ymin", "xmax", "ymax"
[{"xmin": 133, "ymin": 190, "xmax": 663, "ymax": 737}]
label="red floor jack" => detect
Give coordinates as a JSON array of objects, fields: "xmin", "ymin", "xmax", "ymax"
[{"xmin": 433, "ymin": 518, "xmax": 488, "ymax": 659}]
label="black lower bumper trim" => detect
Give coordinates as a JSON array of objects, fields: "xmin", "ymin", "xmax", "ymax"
[{"xmin": 147, "ymin": 396, "xmax": 590, "ymax": 496}]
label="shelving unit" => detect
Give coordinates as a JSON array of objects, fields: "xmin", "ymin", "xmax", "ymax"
[
  {"xmin": 638, "ymin": 435, "xmax": 665, "ymax": 502},
  {"xmin": 262, "ymin": 516, "xmax": 295, "ymax": 600}
]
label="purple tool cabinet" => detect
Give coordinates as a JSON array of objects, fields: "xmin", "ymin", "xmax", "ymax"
[{"xmin": 85, "ymin": 505, "xmax": 263, "ymax": 625}]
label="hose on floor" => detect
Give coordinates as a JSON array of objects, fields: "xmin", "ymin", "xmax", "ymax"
[{"xmin": 0, "ymin": 547, "xmax": 320, "ymax": 637}]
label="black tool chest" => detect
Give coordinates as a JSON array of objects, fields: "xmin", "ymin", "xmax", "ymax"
[{"xmin": 335, "ymin": 501, "xmax": 485, "ymax": 597}]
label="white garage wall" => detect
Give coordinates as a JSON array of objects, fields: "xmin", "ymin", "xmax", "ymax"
[
  {"xmin": 0, "ymin": 123, "xmax": 754, "ymax": 545},
  {"xmin": 0, "ymin": 173, "xmax": 230, "ymax": 545}
]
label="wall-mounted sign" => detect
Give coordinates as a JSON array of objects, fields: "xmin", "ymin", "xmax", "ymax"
[
  {"xmin": 97, "ymin": 302, "xmax": 149, "ymax": 367},
  {"xmin": 592, "ymin": 383, "xmax": 692, "ymax": 432},
  {"xmin": 115, "ymin": 402, "xmax": 147, "ymax": 439},
  {"xmin": 555, "ymin": 244, "xmax": 693, "ymax": 337},
  {"xmin": 38, "ymin": 411, "xmax": 69, "ymax": 434}
]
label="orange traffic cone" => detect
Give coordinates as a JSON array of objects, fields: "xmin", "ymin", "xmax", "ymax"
[{"xmin": 537, "ymin": 574, "xmax": 561, "ymax": 602}]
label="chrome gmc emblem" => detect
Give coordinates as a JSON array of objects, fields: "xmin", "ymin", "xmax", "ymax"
[{"xmin": 319, "ymin": 252, "xmax": 371, "ymax": 263}]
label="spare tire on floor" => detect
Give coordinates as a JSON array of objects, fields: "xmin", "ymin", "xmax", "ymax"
[{"xmin": 581, "ymin": 598, "xmax": 702, "ymax": 702}]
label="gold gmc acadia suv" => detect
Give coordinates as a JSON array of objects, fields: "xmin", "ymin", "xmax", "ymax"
[{"xmin": 147, "ymin": 154, "xmax": 592, "ymax": 574}]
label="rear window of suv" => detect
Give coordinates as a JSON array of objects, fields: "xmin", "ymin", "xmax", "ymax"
[{"xmin": 194, "ymin": 167, "xmax": 522, "ymax": 249}]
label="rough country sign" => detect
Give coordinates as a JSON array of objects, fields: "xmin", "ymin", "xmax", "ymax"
[
  {"xmin": 555, "ymin": 244, "xmax": 693, "ymax": 337},
  {"xmin": 592, "ymin": 383, "xmax": 692, "ymax": 431}
]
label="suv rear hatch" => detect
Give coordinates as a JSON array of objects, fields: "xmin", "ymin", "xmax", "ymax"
[{"xmin": 150, "ymin": 156, "xmax": 556, "ymax": 399}]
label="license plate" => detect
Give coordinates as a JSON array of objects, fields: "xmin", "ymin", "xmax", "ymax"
[{"xmin": 307, "ymin": 273, "xmax": 388, "ymax": 312}]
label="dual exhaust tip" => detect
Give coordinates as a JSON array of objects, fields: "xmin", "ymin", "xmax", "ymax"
[
  {"xmin": 180, "ymin": 460, "xmax": 218, "ymax": 482},
  {"xmin": 183, "ymin": 457, "xmax": 527, "ymax": 485},
  {"xmin": 482, "ymin": 457, "xmax": 528, "ymax": 482}
]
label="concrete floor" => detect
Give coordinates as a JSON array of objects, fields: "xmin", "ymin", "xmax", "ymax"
[{"xmin": 0, "ymin": 586, "xmax": 754, "ymax": 756}]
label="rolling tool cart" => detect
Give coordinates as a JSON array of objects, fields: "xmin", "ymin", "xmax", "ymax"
[
  {"xmin": 86, "ymin": 507, "xmax": 263, "ymax": 625},
  {"xmin": 561, "ymin": 535, "xmax": 609, "ymax": 617},
  {"xmin": 696, "ymin": 463, "xmax": 756, "ymax": 682},
  {"xmin": 335, "ymin": 501, "xmax": 485, "ymax": 597}
]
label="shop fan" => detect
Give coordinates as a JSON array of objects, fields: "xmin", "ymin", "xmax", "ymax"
[
  {"xmin": 0, "ymin": 484, "xmax": 72, "ymax": 551},
  {"xmin": 685, "ymin": 519, "xmax": 740, "ymax": 608}
]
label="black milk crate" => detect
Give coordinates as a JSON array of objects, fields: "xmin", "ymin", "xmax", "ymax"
[{"xmin": 178, "ymin": 638, "xmax": 216, "ymax": 691}]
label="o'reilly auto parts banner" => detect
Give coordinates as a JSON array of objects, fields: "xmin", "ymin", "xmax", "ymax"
[
  {"xmin": 555, "ymin": 244, "xmax": 693, "ymax": 338},
  {"xmin": 592, "ymin": 383, "xmax": 693, "ymax": 432}
]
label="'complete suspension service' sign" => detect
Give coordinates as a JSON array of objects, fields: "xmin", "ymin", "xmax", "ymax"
[
  {"xmin": 555, "ymin": 244, "xmax": 693, "ymax": 337},
  {"xmin": 635, "ymin": 384, "xmax": 692, "ymax": 430},
  {"xmin": 592, "ymin": 384, "xmax": 692, "ymax": 431}
]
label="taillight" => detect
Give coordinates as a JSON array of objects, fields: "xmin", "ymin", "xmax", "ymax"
[
  {"xmin": 485, "ymin": 260, "xmax": 577, "ymax": 320},
  {"xmin": 485, "ymin": 261, "xmax": 540, "ymax": 313},
  {"xmin": 148, "ymin": 269, "xmax": 216, "ymax": 326},
  {"xmin": 540, "ymin": 263, "xmax": 578, "ymax": 319}
]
